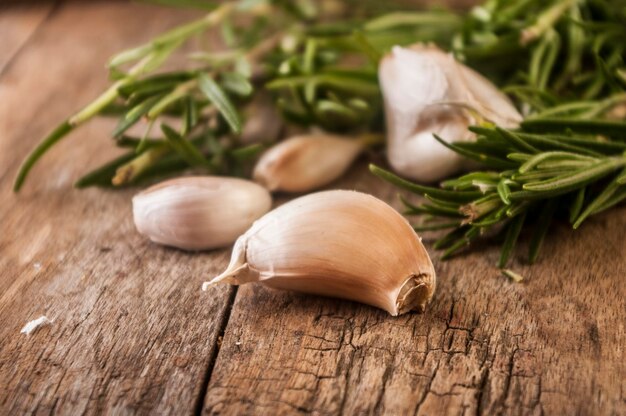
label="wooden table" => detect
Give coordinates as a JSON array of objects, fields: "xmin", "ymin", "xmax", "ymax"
[{"xmin": 1, "ymin": 2, "xmax": 624, "ymax": 415}]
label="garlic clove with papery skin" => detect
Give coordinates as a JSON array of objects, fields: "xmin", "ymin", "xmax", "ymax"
[
  {"xmin": 379, "ymin": 44, "xmax": 522, "ymax": 182},
  {"xmin": 132, "ymin": 176, "xmax": 272, "ymax": 251},
  {"xmin": 252, "ymin": 133, "xmax": 365, "ymax": 193},
  {"xmin": 203, "ymin": 190, "xmax": 436, "ymax": 316}
]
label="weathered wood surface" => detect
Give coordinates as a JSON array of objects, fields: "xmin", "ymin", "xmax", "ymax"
[
  {"xmin": 1, "ymin": 2, "xmax": 625, "ymax": 416},
  {"xmin": 0, "ymin": 3, "xmax": 233, "ymax": 415},
  {"xmin": 0, "ymin": 2, "xmax": 55, "ymax": 75}
]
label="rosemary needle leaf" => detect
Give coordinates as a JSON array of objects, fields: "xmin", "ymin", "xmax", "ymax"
[
  {"xmin": 198, "ymin": 72, "xmax": 242, "ymax": 134},
  {"xmin": 496, "ymin": 128, "xmax": 539, "ymax": 154},
  {"xmin": 266, "ymin": 73, "xmax": 380, "ymax": 97},
  {"xmin": 369, "ymin": 164, "xmax": 482, "ymax": 202},
  {"xmin": 572, "ymin": 169, "xmax": 626, "ymax": 229},
  {"xmin": 497, "ymin": 180, "xmax": 512, "ymax": 205},
  {"xmin": 116, "ymin": 135, "xmax": 160, "ymax": 149},
  {"xmin": 513, "ymin": 132, "xmax": 603, "ymax": 157},
  {"xmin": 521, "ymin": 118, "xmax": 626, "ymax": 137},
  {"xmin": 590, "ymin": 186, "xmax": 626, "ymax": 216},
  {"xmin": 523, "ymin": 158, "xmax": 626, "ymax": 193},
  {"xmin": 569, "ymin": 187, "xmax": 586, "ymax": 224},
  {"xmin": 405, "ymin": 203, "xmax": 465, "ymax": 218},
  {"xmin": 441, "ymin": 227, "xmax": 480, "ymax": 259},
  {"xmin": 117, "ymin": 71, "xmax": 194, "ymax": 98},
  {"xmin": 434, "ymin": 227, "xmax": 468, "ymax": 250},
  {"xmin": 181, "ymin": 97, "xmax": 198, "ymax": 136},
  {"xmin": 220, "ymin": 72, "xmax": 253, "ymax": 97},
  {"xmin": 230, "ymin": 143, "xmax": 264, "ymax": 162},
  {"xmin": 528, "ymin": 199, "xmax": 557, "ymax": 263},
  {"xmin": 519, "ymin": 151, "xmax": 595, "ymax": 173},
  {"xmin": 412, "ymin": 221, "xmax": 461, "ymax": 232},
  {"xmin": 432, "ymin": 134, "xmax": 517, "ymax": 169},
  {"xmin": 352, "ymin": 30, "xmax": 382, "ymax": 65},
  {"xmin": 14, "ymin": 121, "xmax": 73, "ymax": 192},
  {"xmin": 507, "ymin": 153, "xmax": 533, "ymax": 163},
  {"xmin": 161, "ymin": 124, "xmax": 211, "ymax": 168},
  {"xmin": 498, "ymin": 212, "xmax": 526, "ymax": 269},
  {"xmin": 113, "ymin": 95, "xmax": 162, "ymax": 137},
  {"xmin": 74, "ymin": 152, "xmax": 137, "ymax": 188}
]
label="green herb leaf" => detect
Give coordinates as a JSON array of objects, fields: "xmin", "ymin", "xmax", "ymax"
[
  {"xmin": 498, "ymin": 212, "xmax": 526, "ymax": 268},
  {"xmin": 161, "ymin": 123, "xmax": 211, "ymax": 168},
  {"xmin": 198, "ymin": 72, "xmax": 242, "ymax": 133}
]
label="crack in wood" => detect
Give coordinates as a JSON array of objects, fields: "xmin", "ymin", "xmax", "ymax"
[
  {"xmin": 193, "ymin": 286, "xmax": 238, "ymax": 416},
  {"xmin": 0, "ymin": 0, "xmax": 60, "ymax": 79}
]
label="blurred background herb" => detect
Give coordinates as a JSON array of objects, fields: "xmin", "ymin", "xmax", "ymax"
[{"xmin": 14, "ymin": 0, "xmax": 462, "ymax": 190}]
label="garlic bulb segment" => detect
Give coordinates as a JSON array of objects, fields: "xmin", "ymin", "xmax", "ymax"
[
  {"xmin": 252, "ymin": 133, "xmax": 364, "ymax": 193},
  {"xmin": 203, "ymin": 190, "xmax": 436, "ymax": 316},
  {"xmin": 132, "ymin": 176, "xmax": 272, "ymax": 251},
  {"xmin": 241, "ymin": 92, "xmax": 283, "ymax": 144},
  {"xmin": 379, "ymin": 44, "xmax": 522, "ymax": 182}
]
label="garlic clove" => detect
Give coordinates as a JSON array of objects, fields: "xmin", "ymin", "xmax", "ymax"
[
  {"xmin": 252, "ymin": 133, "xmax": 364, "ymax": 193},
  {"xmin": 379, "ymin": 44, "xmax": 522, "ymax": 183},
  {"xmin": 388, "ymin": 110, "xmax": 475, "ymax": 183},
  {"xmin": 240, "ymin": 92, "xmax": 283, "ymax": 144},
  {"xmin": 132, "ymin": 176, "xmax": 272, "ymax": 251},
  {"xmin": 203, "ymin": 190, "xmax": 436, "ymax": 316},
  {"xmin": 456, "ymin": 63, "xmax": 523, "ymax": 128}
]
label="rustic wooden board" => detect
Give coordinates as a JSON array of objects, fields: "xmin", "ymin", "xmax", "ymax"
[
  {"xmin": 1, "ymin": 2, "xmax": 625, "ymax": 416},
  {"xmin": 0, "ymin": 3, "xmax": 234, "ymax": 414},
  {"xmin": 203, "ymin": 163, "xmax": 626, "ymax": 415},
  {"xmin": 0, "ymin": 2, "xmax": 56, "ymax": 75}
]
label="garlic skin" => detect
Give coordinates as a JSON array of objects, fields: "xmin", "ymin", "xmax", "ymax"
[
  {"xmin": 203, "ymin": 190, "xmax": 436, "ymax": 316},
  {"xmin": 379, "ymin": 44, "xmax": 522, "ymax": 182},
  {"xmin": 252, "ymin": 133, "xmax": 364, "ymax": 192},
  {"xmin": 132, "ymin": 176, "xmax": 272, "ymax": 251}
]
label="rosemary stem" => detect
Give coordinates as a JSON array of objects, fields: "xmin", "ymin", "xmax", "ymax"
[
  {"xmin": 147, "ymin": 79, "xmax": 199, "ymax": 119},
  {"xmin": 13, "ymin": 3, "xmax": 237, "ymax": 192},
  {"xmin": 112, "ymin": 145, "xmax": 170, "ymax": 186},
  {"xmin": 520, "ymin": 0, "xmax": 575, "ymax": 45}
]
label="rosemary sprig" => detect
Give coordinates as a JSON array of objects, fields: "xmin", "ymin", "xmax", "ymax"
[
  {"xmin": 13, "ymin": 0, "xmax": 466, "ymax": 191},
  {"xmin": 371, "ymin": 117, "xmax": 626, "ymax": 267}
]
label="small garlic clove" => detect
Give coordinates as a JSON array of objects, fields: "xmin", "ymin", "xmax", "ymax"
[
  {"xmin": 252, "ymin": 133, "xmax": 364, "ymax": 193},
  {"xmin": 379, "ymin": 44, "xmax": 522, "ymax": 182},
  {"xmin": 203, "ymin": 190, "xmax": 436, "ymax": 316},
  {"xmin": 240, "ymin": 92, "xmax": 283, "ymax": 144},
  {"xmin": 132, "ymin": 176, "xmax": 272, "ymax": 251}
]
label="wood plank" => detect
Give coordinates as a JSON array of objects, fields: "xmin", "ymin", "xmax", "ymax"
[
  {"xmin": 0, "ymin": 3, "xmax": 234, "ymax": 414},
  {"xmin": 1, "ymin": 1, "xmax": 625, "ymax": 415},
  {"xmin": 202, "ymin": 161, "xmax": 626, "ymax": 415},
  {"xmin": 0, "ymin": 2, "xmax": 56, "ymax": 75}
]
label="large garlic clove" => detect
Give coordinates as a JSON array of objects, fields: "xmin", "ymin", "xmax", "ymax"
[
  {"xmin": 132, "ymin": 176, "xmax": 272, "ymax": 251},
  {"xmin": 203, "ymin": 190, "xmax": 436, "ymax": 316},
  {"xmin": 379, "ymin": 44, "xmax": 522, "ymax": 182},
  {"xmin": 252, "ymin": 133, "xmax": 364, "ymax": 193}
]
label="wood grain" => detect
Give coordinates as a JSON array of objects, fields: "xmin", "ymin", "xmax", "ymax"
[
  {"xmin": 0, "ymin": 3, "xmax": 234, "ymax": 414},
  {"xmin": 0, "ymin": 2, "xmax": 56, "ymax": 76},
  {"xmin": 202, "ymin": 162, "xmax": 626, "ymax": 415},
  {"xmin": 1, "ymin": 2, "xmax": 625, "ymax": 416}
]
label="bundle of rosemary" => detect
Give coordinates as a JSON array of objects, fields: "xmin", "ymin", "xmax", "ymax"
[
  {"xmin": 370, "ymin": 0, "xmax": 626, "ymax": 270},
  {"xmin": 13, "ymin": 0, "xmax": 433, "ymax": 190},
  {"xmin": 13, "ymin": 0, "xmax": 626, "ymax": 271}
]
